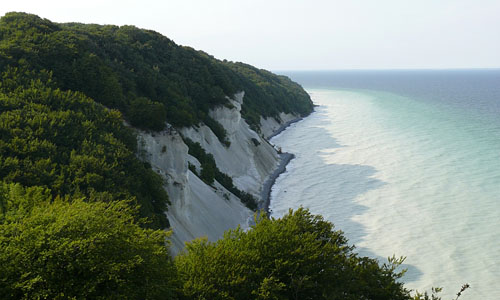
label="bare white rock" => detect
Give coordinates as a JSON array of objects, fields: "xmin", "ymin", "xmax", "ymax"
[
  {"xmin": 259, "ymin": 112, "xmax": 299, "ymax": 140},
  {"xmin": 180, "ymin": 92, "xmax": 280, "ymax": 197},
  {"xmin": 137, "ymin": 91, "xmax": 299, "ymax": 254}
]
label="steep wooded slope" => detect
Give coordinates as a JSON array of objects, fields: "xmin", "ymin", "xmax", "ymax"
[{"xmin": 0, "ymin": 12, "xmax": 313, "ymax": 228}]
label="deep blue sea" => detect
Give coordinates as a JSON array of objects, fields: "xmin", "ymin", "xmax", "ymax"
[{"xmin": 270, "ymin": 70, "xmax": 500, "ymax": 299}]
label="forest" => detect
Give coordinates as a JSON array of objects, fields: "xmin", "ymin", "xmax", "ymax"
[
  {"xmin": 0, "ymin": 12, "xmax": 313, "ymax": 132},
  {"xmin": 0, "ymin": 12, "xmax": 447, "ymax": 299},
  {"xmin": 0, "ymin": 11, "xmax": 314, "ymax": 227}
]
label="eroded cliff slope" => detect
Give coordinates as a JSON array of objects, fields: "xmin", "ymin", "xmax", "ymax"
[
  {"xmin": 139, "ymin": 92, "xmax": 299, "ymax": 253},
  {"xmin": 0, "ymin": 13, "xmax": 313, "ymax": 252}
]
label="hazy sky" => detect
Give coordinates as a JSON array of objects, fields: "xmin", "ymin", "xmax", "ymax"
[{"xmin": 1, "ymin": 0, "xmax": 499, "ymax": 70}]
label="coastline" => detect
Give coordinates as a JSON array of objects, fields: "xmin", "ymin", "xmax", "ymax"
[
  {"xmin": 266, "ymin": 117, "xmax": 304, "ymax": 140},
  {"xmin": 260, "ymin": 152, "xmax": 295, "ymax": 213},
  {"xmin": 260, "ymin": 112, "xmax": 312, "ymax": 213}
]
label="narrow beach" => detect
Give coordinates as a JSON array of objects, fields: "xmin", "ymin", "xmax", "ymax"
[{"xmin": 259, "ymin": 114, "xmax": 311, "ymax": 213}]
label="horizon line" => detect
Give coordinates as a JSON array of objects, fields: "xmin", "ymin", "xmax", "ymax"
[{"xmin": 272, "ymin": 67, "xmax": 500, "ymax": 73}]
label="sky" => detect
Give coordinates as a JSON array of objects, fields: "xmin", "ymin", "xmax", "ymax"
[{"xmin": 1, "ymin": 0, "xmax": 499, "ymax": 71}]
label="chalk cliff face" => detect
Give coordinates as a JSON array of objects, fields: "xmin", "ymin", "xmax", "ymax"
[
  {"xmin": 181, "ymin": 92, "xmax": 282, "ymax": 196},
  {"xmin": 138, "ymin": 92, "xmax": 297, "ymax": 254},
  {"xmin": 260, "ymin": 112, "xmax": 299, "ymax": 140}
]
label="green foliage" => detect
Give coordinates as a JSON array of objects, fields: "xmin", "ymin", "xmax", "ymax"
[
  {"xmin": 0, "ymin": 12, "xmax": 313, "ymax": 132},
  {"xmin": 184, "ymin": 138, "xmax": 217, "ymax": 185},
  {"xmin": 412, "ymin": 288, "xmax": 443, "ymax": 300},
  {"xmin": 215, "ymin": 171, "xmax": 258, "ymax": 210},
  {"xmin": 236, "ymin": 191, "xmax": 258, "ymax": 211},
  {"xmin": 204, "ymin": 115, "xmax": 230, "ymax": 147},
  {"xmin": 0, "ymin": 71, "xmax": 169, "ymax": 228},
  {"xmin": 0, "ymin": 12, "xmax": 447, "ymax": 300},
  {"xmin": 188, "ymin": 162, "xmax": 198, "ymax": 175},
  {"xmin": 0, "ymin": 11, "xmax": 311, "ymax": 223},
  {"xmin": 0, "ymin": 182, "xmax": 51, "ymax": 222},
  {"xmin": 184, "ymin": 138, "xmax": 258, "ymax": 210},
  {"xmin": 175, "ymin": 208, "xmax": 412, "ymax": 300},
  {"xmin": 225, "ymin": 62, "xmax": 314, "ymax": 130},
  {"xmin": 0, "ymin": 184, "xmax": 447, "ymax": 300},
  {"xmin": 411, "ymin": 284, "xmax": 470, "ymax": 300},
  {"xmin": 0, "ymin": 196, "xmax": 178, "ymax": 300},
  {"xmin": 127, "ymin": 96, "xmax": 167, "ymax": 131}
]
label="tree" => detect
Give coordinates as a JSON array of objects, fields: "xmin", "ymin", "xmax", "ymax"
[
  {"xmin": 0, "ymin": 74, "xmax": 170, "ymax": 229},
  {"xmin": 127, "ymin": 97, "xmax": 167, "ymax": 131},
  {"xmin": 0, "ymin": 198, "xmax": 179, "ymax": 300},
  {"xmin": 0, "ymin": 182, "xmax": 51, "ymax": 222},
  {"xmin": 0, "ymin": 12, "xmax": 313, "ymax": 131},
  {"xmin": 175, "ymin": 208, "xmax": 412, "ymax": 300}
]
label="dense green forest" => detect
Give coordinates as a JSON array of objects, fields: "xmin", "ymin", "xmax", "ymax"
[
  {"xmin": 0, "ymin": 12, "xmax": 452, "ymax": 299},
  {"xmin": 1, "ymin": 187, "xmax": 442, "ymax": 299},
  {"xmin": 0, "ymin": 68, "xmax": 170, "ymax": 228},
  {"xmin": 0, "ymin": 11, "xmax": 313, "ymax": 227},
  {"xmin": 0, "ymin": 12, "xmax": 313, "ymax": 133}
]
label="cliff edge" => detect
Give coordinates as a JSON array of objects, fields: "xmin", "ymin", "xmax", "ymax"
[{"xmin": 139, "ymin": 92, "xmax": 299, "ymax": 254}]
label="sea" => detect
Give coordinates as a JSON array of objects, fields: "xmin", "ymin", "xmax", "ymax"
[{"xmin": 269, "ymin": 70, "xmax": 500, "ymax": 299}]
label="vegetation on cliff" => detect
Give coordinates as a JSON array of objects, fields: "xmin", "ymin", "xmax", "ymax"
[
  {"xmin": 184, "ymin": 138, "xmax": 258, "ymax": 210},
  {"xmin": 0, "ymin": 12, "xmax": 313, "ymax": 133},
  {"xmin": 1, "ymin": 193, "xmax": 448, "ymax": 299},
  {"xmin": 0, "ymin": 184, "xmax": 178, "ymax": 299},
  {"xmin": 0, "ymin": 12, "xmax": 452, "ymax": 300},
  {"xmin": 176, "ymin": 208, "xmax": 412, "ymax": 300},
  {"xmin": 0, "ymin": 12, "xmax": 313, "ymax": 227},
  {"xmin": 0, "ymin": 69, "xmax": 170, "ymax": 228}
]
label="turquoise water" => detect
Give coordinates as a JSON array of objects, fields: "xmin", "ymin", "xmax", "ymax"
[{"xmin": 269, "ymin": 71, "xmax": 500, "ymax": 299}]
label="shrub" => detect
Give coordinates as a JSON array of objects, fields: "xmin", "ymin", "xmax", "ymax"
[
  {"xmin": 0, "ymin": 199, "xmax": 179, "ymax": 299},
  {"xmin": 176, "ymin": 208, "xmax": 412, "ymax": 300},
  {"xmin": 127, "ymin": 97, "xmax": 167, "ymax": 131}
]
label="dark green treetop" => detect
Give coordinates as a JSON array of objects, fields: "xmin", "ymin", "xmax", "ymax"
[
  {"xmin": 0, "ymin": 185, "xmax": 178, "ymax": 300},
  {"xmin": 0, "ymin": 12, "xmax": 313, "ymax": 133},
  {"xmin": 176, "ymin": 208, "xmax": 413, "ymax": 300}
]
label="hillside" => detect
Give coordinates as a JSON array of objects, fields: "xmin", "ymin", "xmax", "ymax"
[
  {"xmin": 0, "ymin": 12, "xmax": 312, "ymax": 131},
  {"xmin": 0, "ymin": 12, "xmax": 313, "ymax": 229},
  {"xmin": 0, "ymin": 12, "xmax": 450, "ymax": 300}
]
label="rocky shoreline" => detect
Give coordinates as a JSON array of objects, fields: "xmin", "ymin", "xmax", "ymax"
[
  {"xmin": 259, "ymin": 115, "xmax": 310, "ymax": 213},
  {"xmin": 266, "ymin": 117, "xmax": 304, "ymax": 140},
  {"xmin": 260, "ymin": 152, "xmax": 295, "ymax": 213}
]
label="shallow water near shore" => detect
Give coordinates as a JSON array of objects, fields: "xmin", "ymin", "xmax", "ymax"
[{"xmin": 269, "ymin": 70, "xmax": 500, "ymax": 299}]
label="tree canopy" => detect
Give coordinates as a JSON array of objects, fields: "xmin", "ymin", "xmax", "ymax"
[
  {"xmin": 0, "ymin": 183, "xmax": 178, "ymax": 300},
  {"xmin": 175, "ymin": 208, "xmax": 413, "ymax": 300},
  {"xmin": 0, "ymin": 11, "xmax": 313, "ymax": 223},
  {"xmin": 0, "ymin": 12, "xmax": 452, "ymax": 300},
  {"xmin": 0, "ymin": 185, "xmax": 447, "ymax": 299},
  {"xmin": 0, "ymin": 69, "xmax": 169, "ymax": 228},
  {"xmin": 0, "ymin": 12, "xmax": 314, "ymax": 133}
]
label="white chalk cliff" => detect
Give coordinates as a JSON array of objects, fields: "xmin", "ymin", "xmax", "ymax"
[
  {"xmin": 260, "ymin": 112, "xmax": 299, "ymax": 140},
  {"xmin": 138, "ymin": 91, "xmax": 298, "ymax": 254}
]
